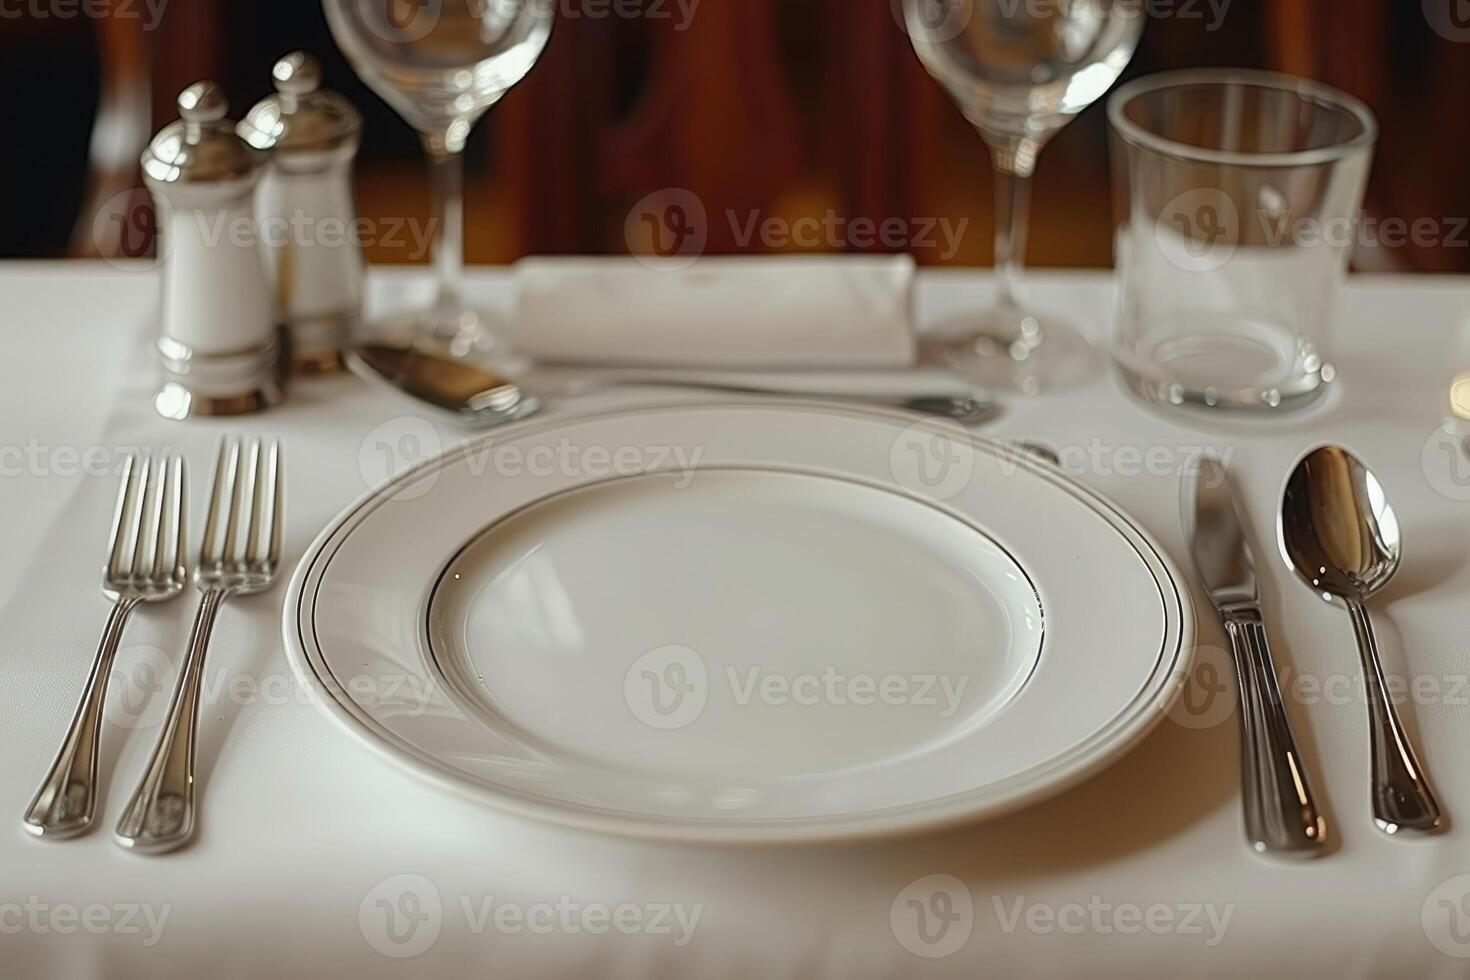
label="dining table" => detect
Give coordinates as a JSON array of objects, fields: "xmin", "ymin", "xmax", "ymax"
[{"xmin": 3, "ymin": 259, "xmax": 1469, "ymax": 979}]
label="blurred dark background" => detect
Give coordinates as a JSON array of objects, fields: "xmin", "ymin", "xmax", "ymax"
[{"xmin": 4, "ymin": 0, "xmax": 1469, "ymax": 270}]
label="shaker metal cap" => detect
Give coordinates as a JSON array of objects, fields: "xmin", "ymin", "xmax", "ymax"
[
  {"xmin": 142, "ymin": 81, "xmax": 263, "ymax": 189},
  {"xmin": 237, "ymin": 51, "xmax": 362, "ymax": 157}
]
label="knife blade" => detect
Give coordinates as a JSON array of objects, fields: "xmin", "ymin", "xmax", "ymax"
[
  {"xmin": 1182, "ymin": 454, "xmax": 1327, "ymax": 856},
  {"xmin": 1186, "ymin": 457, "xmax": 1258, "ymax": 611}
]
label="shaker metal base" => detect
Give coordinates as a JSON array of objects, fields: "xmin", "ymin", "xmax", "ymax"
[
  {"xmin": 287, "ymin": 312, "xmax": 351, "ymax": 375},
  {"xmin": 154, "ymin": 331, "xmax": 285, "ymax": 420}
]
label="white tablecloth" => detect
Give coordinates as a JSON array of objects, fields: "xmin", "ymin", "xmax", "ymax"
[{"xmin": 3, "ymin": 261, "xmax": 1470, "ymax": 979}]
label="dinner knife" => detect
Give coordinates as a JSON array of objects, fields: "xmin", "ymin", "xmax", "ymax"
[{"xmin": 1183, "ymin": 455, "xmax": 1327, "ymax": 856}]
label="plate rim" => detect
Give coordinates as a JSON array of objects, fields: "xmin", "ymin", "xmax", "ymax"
[{"xmin": 283, "ymin": 400, "xmax": 1195, "ymax": 844}]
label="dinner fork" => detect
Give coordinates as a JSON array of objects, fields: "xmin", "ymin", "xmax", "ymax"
[
  {"xmin": 114, "ymin": 436, "xmax": 282, "ymax": 854},
  {"xmin": 24, "ymin": 452, "xmax": 187, "ymax": 839}
]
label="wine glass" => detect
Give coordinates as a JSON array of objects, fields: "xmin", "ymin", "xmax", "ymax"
[
  {"xmin": 903, "ymin": 0, "xmax": 1142, "ymax": 393},
  {"xmin": 324, "ymin": 0, "xmax": 554, "ymax": 372}
]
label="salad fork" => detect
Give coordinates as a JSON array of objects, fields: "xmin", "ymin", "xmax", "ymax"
[
  {"xmin": 24, "ymin": 452, "xmax": 187, "ymax": 839},
  {"xmin": 115, "ymin": 436, "xmax": 282, "ymax": 854}
]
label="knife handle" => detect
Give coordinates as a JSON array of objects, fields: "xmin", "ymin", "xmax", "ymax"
[{"xmin": 1223, "ymin": 611, "xmax": 1327, "ymax": 856}]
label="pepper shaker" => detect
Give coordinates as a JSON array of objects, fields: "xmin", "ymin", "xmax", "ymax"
[
  {"xmin": 239, "ymin": 51, "xmax": 365, "ymax": 374},
  {"xmin": 144, "ymin": 81, "xmax": 283, "ymax": 419}
]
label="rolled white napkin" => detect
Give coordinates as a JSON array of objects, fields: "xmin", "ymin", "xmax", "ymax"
[{"xmin": 509, "ymin": 254, "xmax": 917, "ymax": 368}]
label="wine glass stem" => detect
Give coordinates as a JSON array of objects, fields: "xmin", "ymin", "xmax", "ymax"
[
  {"xmin": 992, "ymin": 164, "xmax": 1033, "ymax": 321},
  {"xmin": 423, "ymin": 136, "xmax": 465, "ymax": 314}
]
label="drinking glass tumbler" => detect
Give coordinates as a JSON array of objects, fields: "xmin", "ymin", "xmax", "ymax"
[{"xmin": 1107, "ymin": 69, "xmax": 1376, "ymax": 410}]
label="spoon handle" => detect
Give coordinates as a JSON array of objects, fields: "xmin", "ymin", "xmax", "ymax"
[
  {"xmin": 1225, "ymin": 613, "xmax": 1327, "ymax": 855},
  {"xmin": 598, "ymin": 378, "xmax": 990, "ymax": 421},
  {"xmin": 1345, "ymin": 598, "xmax": 1443, "ymax": 834}
]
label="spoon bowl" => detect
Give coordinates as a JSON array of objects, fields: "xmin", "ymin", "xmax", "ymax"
[
  {"xmin": 1280, "ymin": 445, "xmax": 1402, "ymax": 603},
  {"xmin": 346, "ymin": 342, "xmax": 541, "ymax": 429}
]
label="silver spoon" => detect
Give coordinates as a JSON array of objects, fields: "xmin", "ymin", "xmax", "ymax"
[
  {"xmin": 1279, "ymin": 444, "xmax": 1442, "ymax": 835},
  {"xmin": 347, "ymin": 343, "xmax": 992, "ymax": 427}
]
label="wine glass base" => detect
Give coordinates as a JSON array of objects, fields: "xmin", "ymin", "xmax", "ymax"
[
  {"xmin": 358, "ymin": 305, "xmax": 530, "ymax": 378},
  {"xmin": 926, "ymin": 308, "xmax": 1096, "ymax": 396}
]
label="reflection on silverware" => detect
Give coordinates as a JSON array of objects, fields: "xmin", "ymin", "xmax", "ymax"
[
  {"xmin": 347, "ymin": 343, "xmax": 539, "ymax": 428},
  {"xmin": 114, "ymin": 437, "xmax": 283, "ymax": 854},
  {"xmin": 1185, "ymin": 455, "xmax": 1326, "ymax": 856},
  {"xmin": 1013, "ymin": 441, "xmax": 1059, "ymax": 466},
  {"xmin": 349, "ymin": 342, "xmax": 992, "ymax": 425},
  {"xmin": 24, "ymin": 453, "xmax": 187, "ymax": 840},
  {"xmin": 1280, "ymin": 445, "xmax": 1442, "ymax": 835}
]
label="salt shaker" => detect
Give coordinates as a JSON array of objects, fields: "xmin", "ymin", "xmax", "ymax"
[
  {"xmin": 239, "ymin": 51, "xmax": 365, "ymax": 374},
  {"xmin": 144, "ymin": 81, "xmax": 282, "ymax": 419}
]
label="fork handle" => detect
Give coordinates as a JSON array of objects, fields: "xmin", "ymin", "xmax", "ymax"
[
  {"xmin": 114, "ymin": 588, "xmax": 227, "ymax": 854},
  {"xmin": 23, "ymin": 597, "xmax": 141, "ymax": 838}
]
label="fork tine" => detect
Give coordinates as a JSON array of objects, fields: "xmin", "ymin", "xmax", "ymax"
[
  {"xmin": 166, "ymin": 454, "xmax": 187, "ymax": 581},
  {"xmin": 118, "ymin": 453, "xmax": 151, "ymax": 581},
  {"xmin": 245, "ymin": 438, "xmax": 268, "ymax": 563},
  {"xmin": 223, "ymin": 438, "xmax": 257, "ymax": 568},
  {"xmin": 106, "ymin": 452, "xmax": 141, "ymax": 581},
  {"xmin": 134, "ymin": 451, "xmax": 165, "ymax": 578},
  {"xmin": 200, "ymin": 437, "xmax": 234, "ymax": 567},
  {"xmin": 265, "ymin": 440, "xmax": 282, "ymax": 567},
  {"xmin": 150, "ymin": 453, "xmax": 178, "ymax": 581}
]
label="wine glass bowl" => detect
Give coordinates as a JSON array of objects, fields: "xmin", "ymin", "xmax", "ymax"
[
  {"xmin": 904, "ymin": 0, "xmax": 1142, "ymax": 392},
  {"xmin": 324, "ymin": 0, "xmax": 553, "ymax": 372},
  {"xmin": 326, "ymin": 0, "xmax": 552, "ymax": 147},
  {"xmin": 908, "ymin": 2, "xmax": 1138, "ymax": 152}
]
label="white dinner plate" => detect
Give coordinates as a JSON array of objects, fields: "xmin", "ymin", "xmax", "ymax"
[{"xmin": 285, "ymin": 402, "xmax": 1193, "ymax": 842}]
